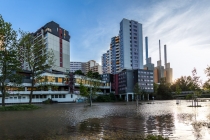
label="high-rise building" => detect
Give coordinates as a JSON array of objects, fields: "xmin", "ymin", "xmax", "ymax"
[
  {"xmin": 111, "ymin": 36, "xmax": 120, "ymax": 74},
  {"xmin": 33, "ymin": 21, "xmax": 70, "ymax": 73},
  {"xmin": 102, "ymin": 18, "xmax": 143, "ymax": 74},
  {"xmin": 119, "ymin": 18, "xmax": 143, "ymax": 70}
]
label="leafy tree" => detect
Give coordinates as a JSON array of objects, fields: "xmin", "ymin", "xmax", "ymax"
[
  {"xmin": 19, "ymin": 31, "xmax": 55, "ymax": 104},
  {"xmin": 190, "ymin": 68, "xmax": 202, "ymax": 106},
  {"xmin": 79, "ymin": 76, "xmax": 99, "ymax": 106},
  {"xmin": 175, "ymin": 85, "xmax": 182, "ymax": 103},
  {"xmin": 92, "ymin": 72, "xmax": 100, "ymax": 79},
  {"xmin": 0, "ymin": 15, "xmax": 22, "ymax": 106},
  {"xmin": 205, "ymin": 65, "xmax": 210, "ymax": 78},
  {"xmin": 204, "ymin": 66, "xmax": 210, "ymax": 92},
  {"xmin": 133, "ymin": 83, "xmax": 141, "ymax": 106},
  {"xmin": 175, "ymin": 85, "xmax": 182, "ymax": 95},
  {"xmin": 86, "ymin": 71, "xmax": 100, "ymax": 79},
  {"xmin": 170, "ymin": 76, "xmax": 194, "ymax": 92},
  {"xmin": 153, "ymin": 82, "xmax": 158, "ymax": 94},
  {"xmin": 157, "ymin": 78, "xmax": 172, "ymax": 100},
  {"xmin": 86, "ymin": 71, "xmax": 93, "ymax": 78},
  {"xmin": 74, "ymin": 70, "xmax": 84, "ymax": 76},
  {"xmin": 203, "ymin": 80, "xmax": 210, "ymax": 92}
]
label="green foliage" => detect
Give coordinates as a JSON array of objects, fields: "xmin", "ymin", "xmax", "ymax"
[
  {"xmin": 74, "ymin": 70, "xmax": 84, "ymax": 76},
  {"xmin": 19, "ymin": 31, "xmax": 55, "ymax": 104},
  {"xmin": 170, "ymin": 76, "xmax": 194, "ymax": 92},
  {"xmin": 0, "ymin": 104, "xmax": 40, "ymax": 111},
  {"xmin": 191, "ymin": 68, "xmax": 201, "ymax": 91},
  {"xmin": 186, "ymin": 94, "xmax": 192, "ymax": 100},
  {"xmin": 203, "ymin": 80, "xmax": 210, "ymax": 92},
  {"xmin": 133, "ymin": 83, "xmax": 141, "ymax": 95},
  {"xmin": 205, "ymin": 65, "xmax": 210, "ymax": 78},
  {"xmin": 79, "ymin": 82, "xmax": 89, "ymax": 98},
  {"xmin": 95, "ymin": 93, "xmax": 116, "ymax": 102},
  {"xmin": 204, "ymin": 66, "xmax": 210, "ymax": 92},
  {"xmin": 86, "ymin": 71, "xmax": 100, "ymax": 79},
  {"xmin": 175, "ymin": 85, "xmax": 182, "ymax": 95},
  {"xmin": 0, "ymin": 14, "xmax": 23, "ymax": 106},
  {"xmin": 157, "ymin": 78, "xmax": 172, "ymax": 100},
  {"xmin": 153, "ymin": 82, "xmax": 159, "ymax": 95},
  {"xmin": 79, "ymin": 75, "xmax": 101, "ymax": 106}
]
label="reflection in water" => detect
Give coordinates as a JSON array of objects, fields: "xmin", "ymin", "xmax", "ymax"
[
  {"xmin": 145, "ymin": 114, "xmax": 174, "ymax": 136},
  {"xmin": 0, "ymin": 101, "xmax": 210, "ymax": 139}
]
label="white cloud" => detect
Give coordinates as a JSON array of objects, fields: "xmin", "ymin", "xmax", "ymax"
[
  {"xmin": 71, "ymin": 0, "xmax": 210, "ymax": 82},
  {"xmin": 124, "ymin": 0, "xmax": 210, "ymax": 82}
]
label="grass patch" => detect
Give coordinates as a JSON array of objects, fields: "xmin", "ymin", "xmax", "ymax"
[{"xmin": 0, "ymin": 104, "xmax": 41, "ymax": 111}]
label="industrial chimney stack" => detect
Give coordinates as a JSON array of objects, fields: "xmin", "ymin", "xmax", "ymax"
[
  {"xmin": 164, "ymin": 45, "xmax": 167, "ymax": 68},
  {"xmin": 145, "ymin": 37, "xmax": 148, "ymax": 64},
  {"xmin": 159, "ymin": 40, "xmax": 161, "ymax": 64}
]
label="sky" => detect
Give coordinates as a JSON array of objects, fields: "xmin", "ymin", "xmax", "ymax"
[{"xmin": 0, "ymin": 0, "xmax": 210, "ymax": 82}]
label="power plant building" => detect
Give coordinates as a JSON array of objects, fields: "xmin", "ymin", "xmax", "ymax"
[{"xmin": 144, "ymin": 38, "xmax": 173, "ymax": 84}]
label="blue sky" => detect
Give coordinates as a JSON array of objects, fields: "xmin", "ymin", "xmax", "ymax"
[{"xmin": 1, "ymin": 0, "xmax": 210, "ymax": 82}]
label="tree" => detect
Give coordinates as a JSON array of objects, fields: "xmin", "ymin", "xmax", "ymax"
[
  {"xmin": 74, "ymin": 70, "xmax": 84, "ymax": 76},
  {"xmin": 86, "ymin": 71, "xmax": 93, "ymax": 78},
  {"xmin": 191, "ymin": 68, "xmax": 202, "ymax": 107},
  {"xmin": 170, "ymin": 76, "xmax": 194, "ymax": 92},
  {"xmin": 175, "ymin": 85, "xmax": 182, "ymax": 104},
  {"xmin": 79, "ymin": 75, "xmax": 100, "ymax": 106},
  {"xmin": 203, "ymin": 80, "xmax": 210, "ymax": 92},
  {"xmin": 0, "ymin": 15, "xmax": 22, "ymax": 106},
  {"xmin": 204, "ymin": 66, "xmax": 210, "ymax": 92},
  {"xmin": 19, "ymin": 31, "xmax": 55, "ymax": 104},
  {"xmin": 205, "ymin": 65, "xmax": 210, "ymax": 78},
  {"xmin": 86, "ymin": 71, "xmax": 100, "ymax": 79},
  {"xmin": 92, "ymin": 72, "xmax": 100, "ymax": 79},
  {"xmin": 153, "ymin": 82, "xmax": 158, "ymax": 97},
  {"xmin": 133, "ymin": 83, "xmax": 141, "ymax": 106},
  {"xmin": 157, "ymin": 78, "xmax": 172, "ymax": 100}
]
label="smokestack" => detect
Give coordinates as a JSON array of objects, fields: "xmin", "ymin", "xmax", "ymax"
[
  {"xmin": 145, "ymin": 37, "xmax": 148, "ymax": 64},
  {"xmin": 164, "ymin": 45, "xmax": 167, "ymax": 67},
  {"xmin": 159, "ymin": 40, "xmax": 161, "ymax": 65}
]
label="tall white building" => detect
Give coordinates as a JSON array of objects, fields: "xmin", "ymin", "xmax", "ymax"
[
  {"xmin": 102, "ymin": 18, "xmax": 144, "ymax": 74},
  {"xmin": 119, "ymin": 18, "xmax": 143, "ymax": 70},
  {"xmin": 32, "ymin": 21, "xmax": 70, "ymax": 73}
]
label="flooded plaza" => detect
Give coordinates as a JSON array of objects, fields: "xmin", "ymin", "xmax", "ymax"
[{"xmin": 0, "ymin": 100, "xmax": 210, "ymax": 139}]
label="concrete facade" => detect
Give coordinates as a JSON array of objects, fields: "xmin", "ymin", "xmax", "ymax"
[
  {"xmin": 70, "ymin": 62, "xmax": 85, "ymax": 73},
  {"xmin": 102, "ymin": 18, "xmax": 144, "ymax": 74},
  {"xmin": 31, "ymin": 21, "xmax": 70, "ymax": 73}
]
